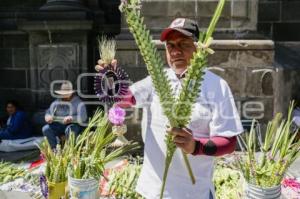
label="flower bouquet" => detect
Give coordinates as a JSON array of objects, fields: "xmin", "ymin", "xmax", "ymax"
[
  {"xmin": 235, "ymin": 102, "xmax": 300, "ymax": 198},
  {"xmin": 119, "ymin": 0, "xmax": 226, "ymax": 197},
  {"xmin": 100, "ymin": 157, "xmax": 143, "ymax": 199},
  {"xmin": 38, "ymin": 141, "xmax": 69, "ymax": 199},
  {"xmin": 67, "ymin": 110, "xmax": 139, "ymax": 199},
  {"xmin": 108, "ymin": 106, "xmax": 130, "ymax": 147},
  {"xmin": 94, "ymin": 36, "xmax": 130, "ymax": 105}
]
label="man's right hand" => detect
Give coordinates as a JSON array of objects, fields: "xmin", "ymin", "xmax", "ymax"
[
  {"xmin": 95, "ymin": 59, "xmax": 117, "ymax": 72},
  {"xmin": 45, "ymin": 115, "xmax": 53, "ymax": 124}
]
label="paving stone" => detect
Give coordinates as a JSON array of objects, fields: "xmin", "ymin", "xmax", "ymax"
[
  {"xmin": 196, "ymin": 1, "xmax": 230, "ymax": 18},
  {"xmin": 13, "ymin": 48, "xmax": 30, "ymax": 68},
  {"xmin": 282, "ymin": 1, "xmax": 300, "ymax": 22},
  {"xmin": 232, "ymin": 0, "xmax": 249, "ymax": 18},
  {"xmin": 257, "ymin": 22, "xmax": 272, "ymax": 38},
  {"xmin": 273, "ymin": 23, "xmax": 300, "ymax": 41},
  {"xmin": 3, "ymin": 34, "xmax": 29, "ymax": 48},
  {"xmin": 115, "ymin": 50, "xmax": 139, "ymax": 67},
  {"xmin": 0, "ymin": 48, "xmax": 12, "ymax": 67},
  {"xmin": 0, "ymin": 69, "xmax": 26, "ymax": 88},
  {"xmin": 258, "ymin": 1, "xmax": 280, "ymax": 22}
]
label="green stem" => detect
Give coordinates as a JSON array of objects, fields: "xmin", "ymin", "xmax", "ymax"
[
  {"xmin": 204, "ymin": 0, "xmax": 226, "ymax": 43},
  {"xmin": 160, "ymin": 157, "xmax": 172, "ymax": 199},
  {"xmin": 182, "ymin": 151, "xmax": 196, "ymax": 184},
  {"xmin": 160, "ymin": 134, "xmax": 176, "ymax": 199}
]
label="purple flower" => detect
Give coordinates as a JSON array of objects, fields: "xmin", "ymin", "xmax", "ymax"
[
  {"xmin": 40, "ymin": 174, "xmax": 48, "ymax": 198},
  {"xmin": 109, "ymin": 106, "xmax": 126, "ymax": 125}
]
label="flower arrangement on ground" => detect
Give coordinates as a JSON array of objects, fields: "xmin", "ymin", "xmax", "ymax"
[
  {"xmin": 66, "ymin": 110, "xmax": 139, "ymax": 199},
  {"xmin": 235, "ymin": 102, "xmax": 300, "ymax": 198},
  {"xmin": 38, "ymin": 141, "xmax": 69, "ymax": 199}
]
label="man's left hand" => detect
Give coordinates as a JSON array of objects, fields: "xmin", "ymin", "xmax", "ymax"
[
  {"xmin": 167, "ymin": 127, "xmax": 196, "ymax": 154},
  {"xmin": 63, "ymin": 116, "xmax": 73, "ymax": 124}
]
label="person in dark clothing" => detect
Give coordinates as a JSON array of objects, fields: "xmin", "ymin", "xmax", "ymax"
[{"xmin": 0, "ymin": 100, "xmax": 33, "ymax": 140}]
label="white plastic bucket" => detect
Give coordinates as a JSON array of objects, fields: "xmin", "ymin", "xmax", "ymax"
[
  {"xmin": 245, "ymin": 183, "xmax": 281, "ymax": 199},
  {"xmin": 68, "ymin": 176, "xmax": 99, "ymax": 199}
]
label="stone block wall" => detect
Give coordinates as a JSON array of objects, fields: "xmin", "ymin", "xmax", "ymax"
[
  {"xmin": 258, "ymin": 0, "xmax": 300, "ymax": 41},
  {"xmin": 120, "ymin": 0, "xmax": 258, "ymax": 39},
  {"xmin": 0, "ymin": 33, "xmax": 33, "ymax": 115}
]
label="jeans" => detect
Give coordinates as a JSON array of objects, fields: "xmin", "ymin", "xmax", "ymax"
[{"xmin": 42, "ymin": 122, "xmax": 82, "ymax": 148}]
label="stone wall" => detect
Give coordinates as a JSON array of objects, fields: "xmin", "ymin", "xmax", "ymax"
[
  {"xmin": 116, "ymin": 39, "xmax": 275, "ymax": 122},
  {"xmin": 257, "ymin": 0, "xmax": 300, "ymax": 117},
  {"xmin": 120, "ymin": 0, "xmax": 259, "ymax": 40},
  {"xmin": 0, "ymin": 0, "xmax": 299, "ymax": 136},
  {"xmin": 0, "ymin": 0, "xmax": 121, "ymax": 117},
  {"xmin": 258, "ymin": 0, "xmax": 300, "ymax": 41},
  {"xmin": 0, "ymin": 33, "xmax": 33, "ymax": 112},
  {"xmin": 274, "ymin": 42, "xmax": 300, "ymax": 115}
]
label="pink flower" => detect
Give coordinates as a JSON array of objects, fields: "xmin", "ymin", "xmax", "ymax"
[
  {"xmin": 282, "ymin": 178, "xmax": 300, "ymax": 192},
  {"xmin": 109, "ymin": 106, "xmax": 126, "ymax": 125}
]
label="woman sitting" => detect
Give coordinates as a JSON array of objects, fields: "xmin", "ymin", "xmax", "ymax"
[{"xmin": 0, "ymin": 100, "xmax": 33, "ymax": 140}]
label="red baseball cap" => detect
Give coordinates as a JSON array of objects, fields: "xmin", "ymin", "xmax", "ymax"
[{"xmin": 160, "ymin": 18, "xmax": 200, "ymax": 41}]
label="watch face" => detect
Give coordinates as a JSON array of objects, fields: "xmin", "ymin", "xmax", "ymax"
[{"xmin": 94, "ymin": 65, "xmax": 130, "ymax": 105}]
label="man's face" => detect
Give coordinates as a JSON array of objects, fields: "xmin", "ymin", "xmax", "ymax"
[
  {"xmin": 6, "ymin": 103, "xmax": 16, "ymax": 116},
  {"xmin": 165, "ymin": 31, "xmax": 196, "ymax": 71},
  {"xmin": 61, "ymin": 94, "xmax": 73, "ymax": 101}
]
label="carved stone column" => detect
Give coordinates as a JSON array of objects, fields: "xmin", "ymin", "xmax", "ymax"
[{"xmin": 18, "ymin": 20, "xmax": 92, "ymax": 109}]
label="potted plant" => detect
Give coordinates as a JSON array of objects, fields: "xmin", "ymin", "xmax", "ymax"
[
  {"xmin": 67, "ymin": 110, "xmax": 139, "ymax": 199},
  {"xmin": 39, "ymin": 141, "xmax": 69, "ymax": 199},
  {"xmin": 235, "ymin": 102, "xmax": 300, "ymax": 199}
]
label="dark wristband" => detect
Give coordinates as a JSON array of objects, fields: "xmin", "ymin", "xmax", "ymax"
[
  {"xmin": 192, "ymin": 140, "xmax": 201, "ymax": 155},
  {"xmin": 202, "ymin": 140, "xmax": 217, "ymax": 155}
]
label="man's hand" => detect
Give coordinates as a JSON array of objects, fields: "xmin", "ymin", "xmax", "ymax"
[
  {"xmin": 63, "ymin": 116, "xmax": 73, "ymax": 124},
  {"xmin": 45, "ymin": 115, "xmax": 53, "ymax": 124},
  {"xmin": 167, "ymin": 127, "xmax": 196, "ymax": 154},
  {"xmin": 95, "ymin": 59, "xmax": 118, "ymax": 72}
]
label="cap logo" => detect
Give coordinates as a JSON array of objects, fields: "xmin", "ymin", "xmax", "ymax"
[{"xmin": 170, "ymin": 18, "xmax": 185, "ymax": 28}]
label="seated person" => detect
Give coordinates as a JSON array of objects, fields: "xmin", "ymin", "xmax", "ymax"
[
  {"xmin": 42, "ymin": 81, "xmax": 87, "ymax": 149},
  {"xmin": 0, "ymin": 100, "xmax": 33, "ymax": 140}
]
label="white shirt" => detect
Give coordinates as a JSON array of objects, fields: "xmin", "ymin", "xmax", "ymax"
[{"xmin": 130, "ymin": 68, "xmax": 243, "ymax": 199}]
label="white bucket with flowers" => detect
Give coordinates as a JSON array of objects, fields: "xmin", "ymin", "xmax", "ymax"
[
  {"xmin": 245, "ymin": 183, "xmax": 281, "ymax": 199},
  {"xmin": 236, "ymin": 102, "xmax": 300, "ymax": 199},
  {"xmin": 68, "ymin": 175, "xmax": 99, "ymax": 199},
  {"xmin": 65, "ymin": 109, "xmax": 139, "ymax": 199}
]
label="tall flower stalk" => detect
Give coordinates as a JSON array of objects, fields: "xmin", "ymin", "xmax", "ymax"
[{"xmin": 119, "ymin": 0, "xmax": 226, "ymax": 197}]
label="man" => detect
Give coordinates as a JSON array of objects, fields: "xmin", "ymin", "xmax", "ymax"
[
  {"xmin": 42, "ymin": 81, "xmax": 87, "ymax": 149},
  {"xmin": 96, "ymin": 18, "xmax": 243, "ymax": 199}
]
